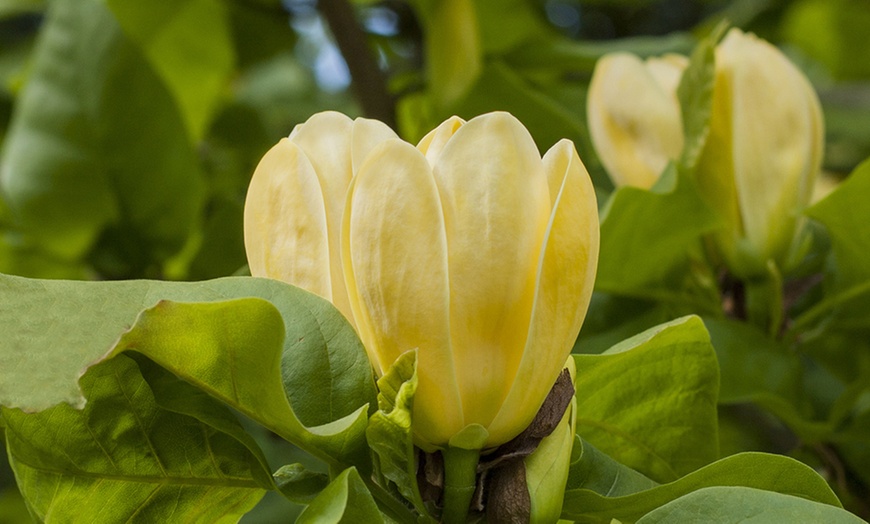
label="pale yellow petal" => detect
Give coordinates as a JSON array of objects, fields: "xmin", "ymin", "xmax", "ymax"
[
  {"xmin": 342, "ymin": 138, "xmax": 463, "ymax": 445},
  {"xmin": 645, "ymin": 53, "xmax": 689, "ymax": 96},
  {"xmin": 587, "ymin": 52, "xmax": 684, "ymax": 188},
  {"xmin": 290, "ymin": 111, "xmax": 355, "ymax": 321},
  {"xmin": 432, "ymin": 111, "xmax": 551, "ymax": 439},
  {"xmin": 416, "ymin": 115, "xmax": 466, "ymax": 165},
  {"xmin": 488, "ymin": 140, "xmax": 598, "ymax": 445},
  {"xmin": 351, "ymin": 117, "xmax": 399, "ymax": 174},
  {"xmin": 244, "ymin": 138, "xmax": 331, "ymax": 299},
  {"xmin": 721, "ymin": 29, "xmax": 824, "ymax": 265}
]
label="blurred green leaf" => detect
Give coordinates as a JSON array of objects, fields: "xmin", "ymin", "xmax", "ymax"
[
  {"xmin": 563, "ymin": 452, "xmax": 845, "ymax": 523},
  {"xmin": 595, "ymin": 165, "xmax": 720, "ymax": 309},
  {"xmin": 106, "ymin": 0, "xmax": 235, "ymax": 140},
  {"xmin": 296, "ymin": 467, "xmax": 384, "ymax": 524},
  {"xmin": 3, "ymin": 354, "xmax": 271, "ymax": 522},
  {"xmin": 573, "ymin": 316, "xmax": 719, "ymax": 483},
  {"xmin": 636, "ymin": 486, "xmax": 862, "ymax": 523},
  {"xmin": 783, "ymin": 0, "xmax": 870, "ymax": 81},
  {"xmin": 0, "ymin": 0, "xmax": 43, "ymax": 18},
  {"xmin": 452, "ymin": 61, "xmax": 587, "ymax": 155},
  {"xmin": 801, "ymin": 159, "xmax": 870, "ymax": 334},
  {"xmin": 677, "ymin": 23, "xmax": 721, "ymax": 173},
  {"xmin": 0, "ymin": 0, "xmax": 204, "ymax": 269}
]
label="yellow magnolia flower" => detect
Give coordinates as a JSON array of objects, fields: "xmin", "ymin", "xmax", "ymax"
[
  {"xmin": 587, "ymin": 52, "xmax": 688, "ymax": 188},
  {"xmin": 697, "ymin": 28, "xmax": 824, "ymax": 278},
  {"xmin": 244, "ymin": 111, "xmax": 397, "ymax": 324},
  {"xmin": 246, "ymin": 111, "xmax": 599, "ymax": 450}
]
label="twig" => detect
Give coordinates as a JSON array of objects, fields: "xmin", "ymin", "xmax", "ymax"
[{"xmin": 316, "ymin": 0, "xmax": 397, "ymax": 128}]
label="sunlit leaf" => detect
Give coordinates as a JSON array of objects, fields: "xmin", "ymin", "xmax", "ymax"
[
  {"xmin": 573, "ymin": 316, "xmax": 719, "ymax": 482},
  {"xmin": 3, "ymin": 354, "xmax": 271, "ymax": 522}
]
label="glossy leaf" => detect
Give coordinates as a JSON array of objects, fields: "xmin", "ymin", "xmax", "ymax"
[
  {"xmin": 563, "ymin": 452, "xmax": 844, "ymax": 523},
  {"xmin": 3, "ymin": 354, "xmax": 271, "ymax": 522},
  {"xmin": 636, "ymin": 486, "xmax": 863, "ymax": 523},
  {"xmin": 573, "ymin": 316, "xmax": 719, "ymax": 482}
]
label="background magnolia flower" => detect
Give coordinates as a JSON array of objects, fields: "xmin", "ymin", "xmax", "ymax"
[
  {"xmin": 696, "ymin": 28, "xmax": 824, "ymax": 277},
  {"xmin": 245, "ymin": 111, "xmax": 599, "ymax": 450},
  {"xmin": 587, "ymin": 52, "xmax": 688, "ymax": 188}
]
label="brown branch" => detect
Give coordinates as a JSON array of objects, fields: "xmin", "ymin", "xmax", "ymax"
[{"xmin": 316, "ymin": 0, "xmax": 397, "ymax": 129}]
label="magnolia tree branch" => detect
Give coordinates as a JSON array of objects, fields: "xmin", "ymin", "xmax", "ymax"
[{"xmin": 317, "ymin": 0, "xmax": 397, "ymax": 129}]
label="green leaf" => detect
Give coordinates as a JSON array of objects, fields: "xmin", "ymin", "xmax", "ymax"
[
  {"xmin": 0, "ymin": 0, "xmax": 204, "ymax": 266},
  {"xmin": 636, "ymin": 486, "xmax": 863, "ymax": 523},
  {"xmin": 595, "ymin": 165, "xmax": 720, "ymax": 309},
  {"xmin": 452, "ymin": 60, "xmax": 588, "ymax": 158},
  {"xmin": 566, "ymin": 437, "xmax": 658, "ymax": 497},
  {"xmin": 676, "ymin": 23, "xmax": 723, "ymax": 173},
  {"xmin": 106, "ymin": 0, "xmax": 235, "ymax": 140},
  {"xmin": 562, "ymin": 452, "xmax": 844, "ymax": 523},
  {"xmin": 573, "ymin": 316, "xmax": 719, "ymax": 482},
  {"xmin": 366, "ymin": 350, "xmax": 431, "ymax": 517},
  {"xmin": 806, "ymin": 160, "xmax": 870, "ymax": 292},
  {"xmin": 3, "ymin": 354, "xmax": 270, "ymax": 522},
  {"xmin": 273, "ymin": 464, "xmax": 330, "ymax": 504},
  {"xmin": 0, "ymin": 274, "xmax": 376, "ymax": 468},
  {"xmin": 702, "ymin": 318, "xmax": 836, "ymax": 441},
  {"xmin": 296, "ymin": 467, "xmax": 385, "ymax": 524}
]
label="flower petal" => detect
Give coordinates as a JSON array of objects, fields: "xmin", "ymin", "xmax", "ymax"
[
  {"xmin": 721, "ymin": 29, "xmax": 824, "ymax": 264},
  {"xmin": 432, "ymin": 112, "xmax": 551, "ymax": 438},
  {"xmin": 289, "ymin": 111, "xmax": 355, "ymax": 321},
  {"xmin": 417, "ymin": 115, "xmax": 465, "ymax": 165},
  {"xmin": 587, "ymin": 52, "xmax": 685, "ymax": 188},
  {"xmin": 351, "ymin": 117, "xmax": 399, "ymax": 174},
  {"xmin": 488, "ymin": 140, "xmax": 598, "ymax": 445},
  {"xmin": 244, "ymin": 138, "xmax": 331, "ymax": 300},
  {"xmin": 342, "ymin": 138, "xmax": 462, "ymax": 446}
]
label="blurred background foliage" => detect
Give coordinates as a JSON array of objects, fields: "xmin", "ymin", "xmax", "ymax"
[
  {"xmin": 2, "ymin": 0, "xmax": 869, "ymax": 284},
  {"xmin": 2, "ymin": 0, "xmax": 870, "ymax": 521}
]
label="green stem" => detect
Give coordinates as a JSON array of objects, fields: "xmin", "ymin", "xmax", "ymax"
[{"xmin": 441, "ymin": 446, "xmax": 480, "ymax": 524}]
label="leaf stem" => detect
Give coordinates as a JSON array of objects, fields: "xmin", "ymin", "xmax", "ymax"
[{"xmin": 441, "ymin": 446, "xmax": 480, "ymax": 524}]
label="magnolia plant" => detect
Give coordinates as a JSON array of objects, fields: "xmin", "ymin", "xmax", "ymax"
[{"xmin": 0, "ymin": 33, "xmax": 866, "ymax": 524}]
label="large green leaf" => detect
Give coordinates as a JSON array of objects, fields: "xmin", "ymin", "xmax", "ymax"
[
  {"xmin": 0, "ymin": 274, "xmax": 376, "ymax": 468},
  {"xmin": 573, "ymin": 316, "xmax": 719, "ymax": 482},
  {"xmin": 802, "ymin": 159, "xmax": 870, "ymax": 334},
  {"xmin": 562, "ymin": 451, "xmax": 845, "ymax": 523},
  {"xmin": 3, "ymin": 354, "xmax": 271, "ymax": 522},
  {"xmin": 105, "ymin": 0, "xmax": 235, "ymax": 140},
  {"xmin": 636, "ymin": 486, "xmax": 863, "ymax": 523},
  {"xmin": 0, "ymin": 0, "xmax": 204, "ymax": 267},
  {"xmin": 595, "ymin": 166, "xmax": 721, "ymax": 309}
]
